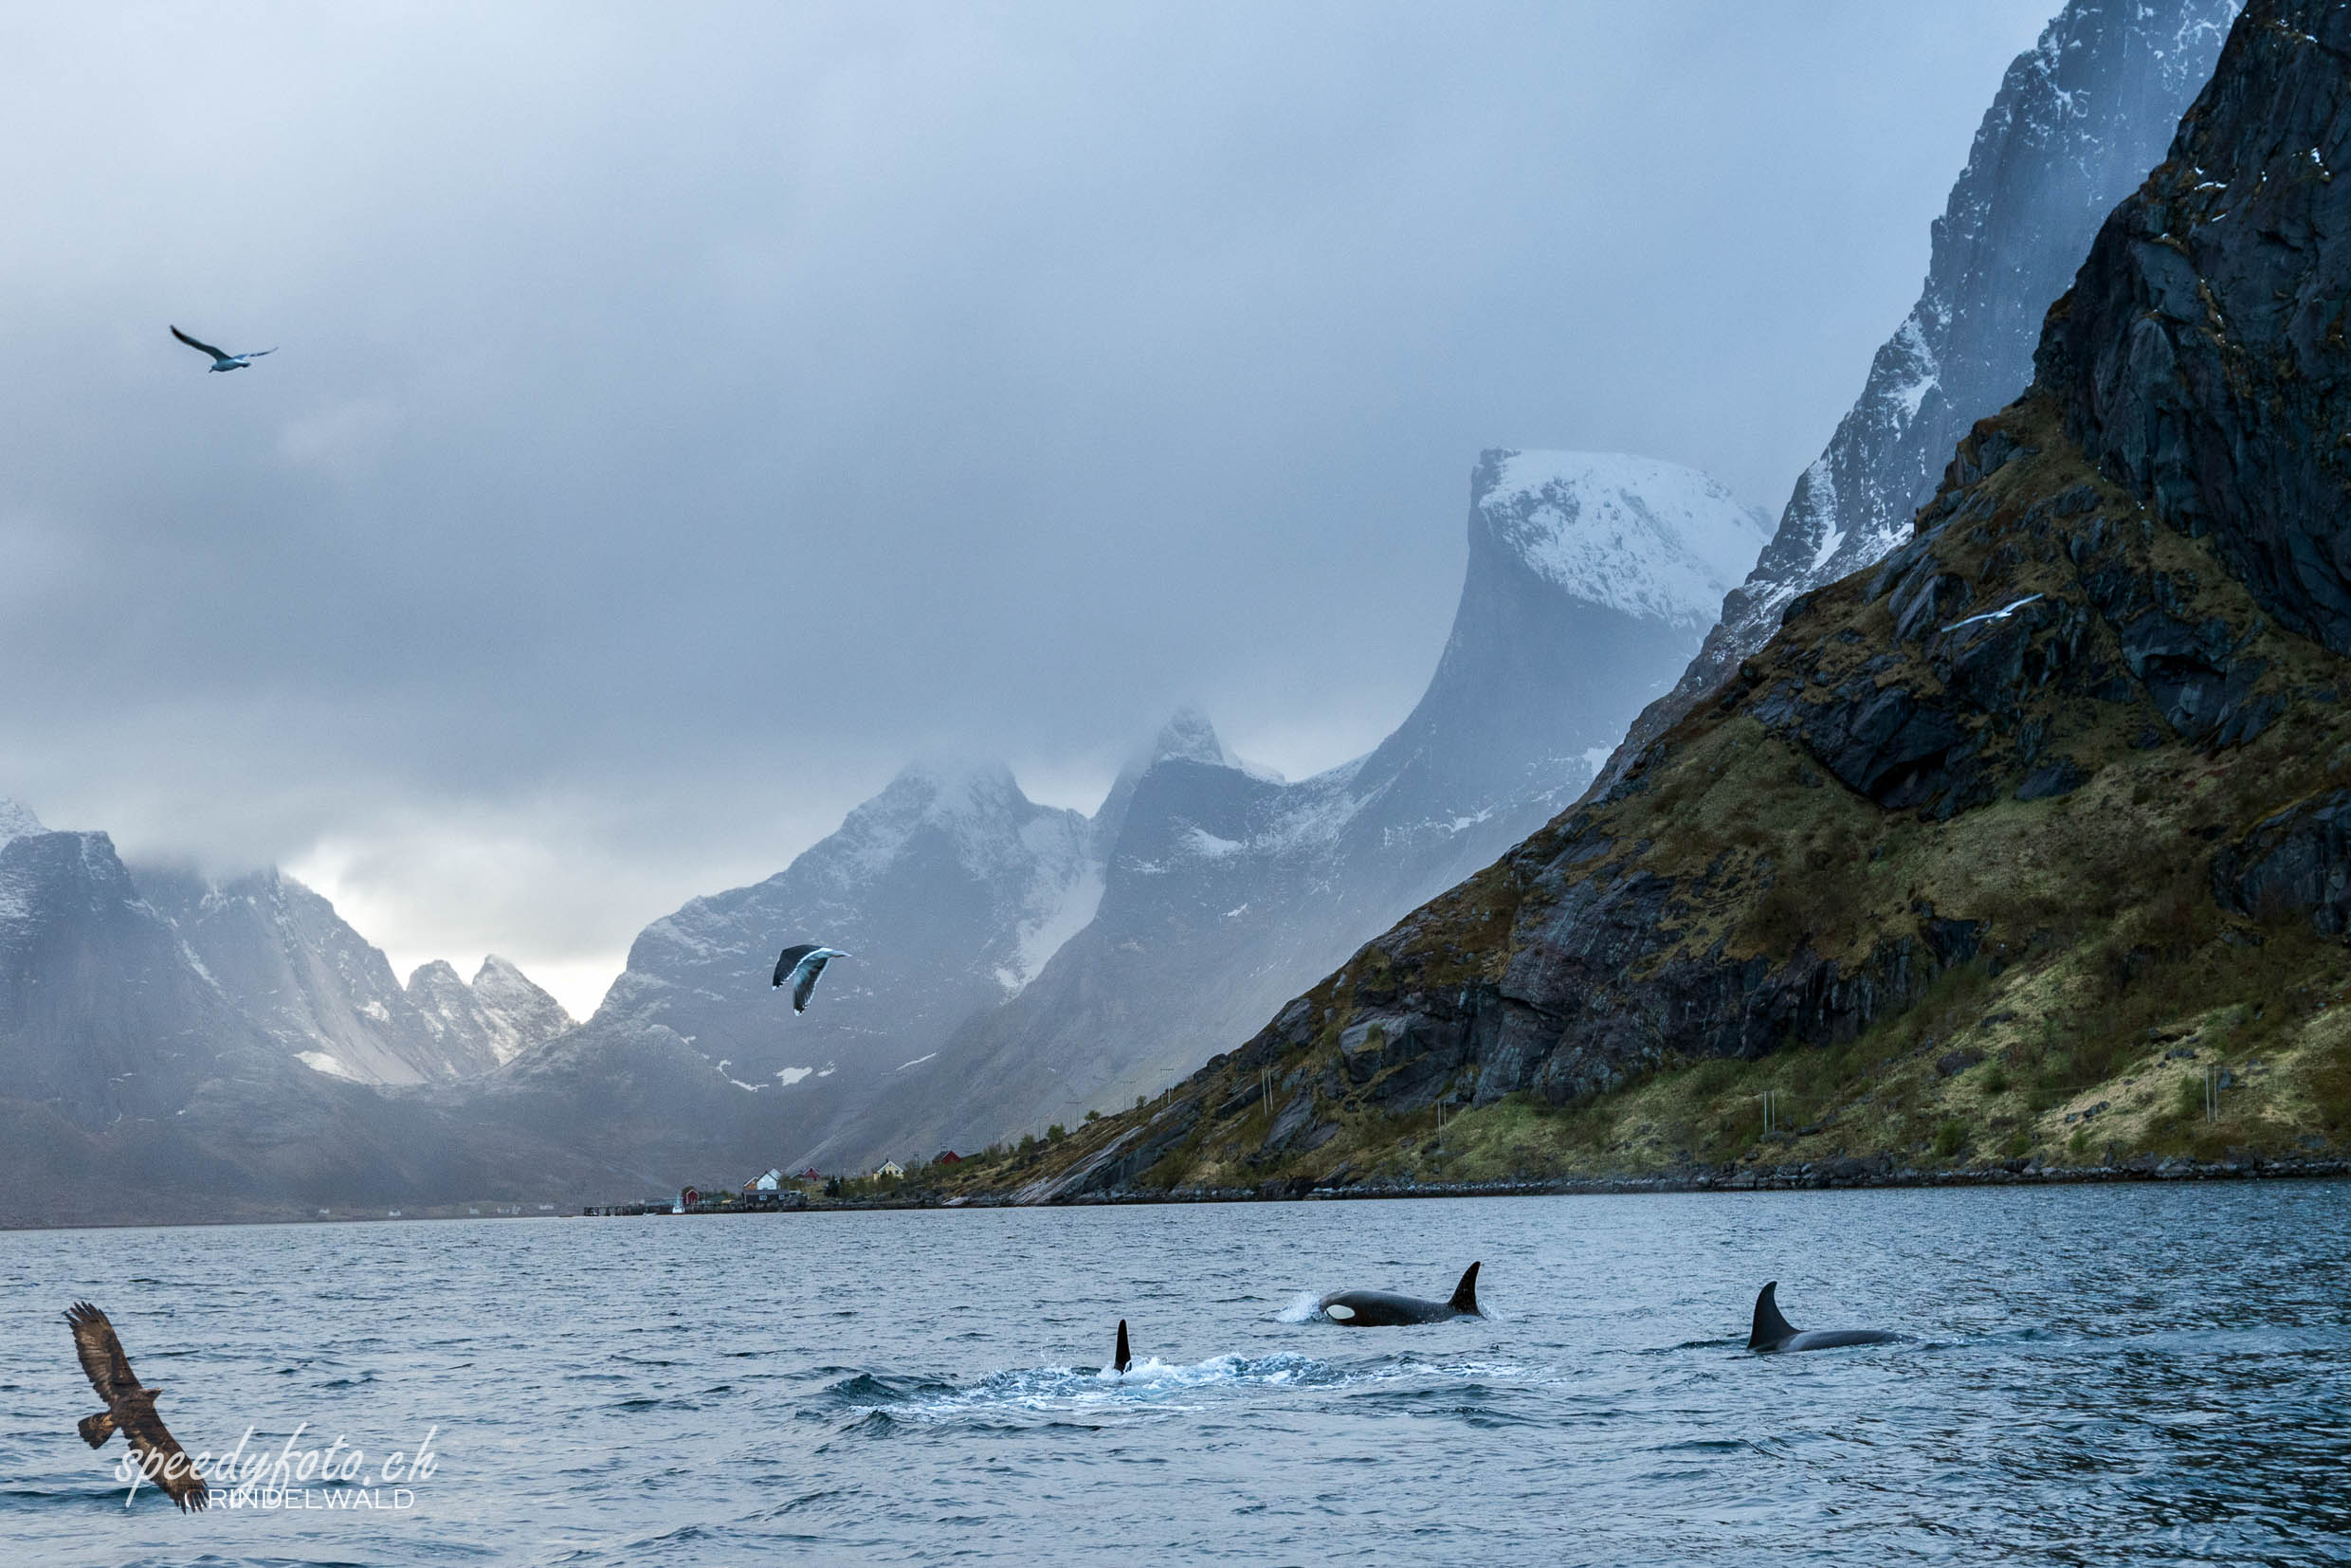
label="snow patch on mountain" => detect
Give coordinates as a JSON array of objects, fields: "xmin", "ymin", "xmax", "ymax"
[
  {"xmin": 1005, "ymin": 857, "xmax": 1103, "ymax": 992},
  {"xmin": 1476, "ymin": 451, "xmax": 1771, "ymax": 629},
  {"xmin": 466, "ymin": 956, "xmax": 576, "ymax": 1063}
]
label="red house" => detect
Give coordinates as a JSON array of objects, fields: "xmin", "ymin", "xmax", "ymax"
[{"xmin": 933, "ymin": 1150, "xmax": 961, "ymax": 1165}]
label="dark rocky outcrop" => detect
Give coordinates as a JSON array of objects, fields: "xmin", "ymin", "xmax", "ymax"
[
  {"xmin": 2212, "ymin": 788, "xmax": 2351, "ymax": 931},
  {"xmin": 2038, "ymin": 1, "xmax": 2351, "ymax": 654}
]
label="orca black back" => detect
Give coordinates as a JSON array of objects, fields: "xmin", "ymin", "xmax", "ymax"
[
  {"xmin": 1748, "ymin": 1280, "xmax": 1906, "ymax": 1353},
  {"xmin": 1114, "ymin": 1320, "xmax": 1130, "ymax": 1374},
  {"xmin": 1316, "ymin": 1261, "xmax": 1485, "ymax": 1326}
]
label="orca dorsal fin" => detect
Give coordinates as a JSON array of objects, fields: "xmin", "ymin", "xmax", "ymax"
[
  {"xmin": 1750, "ymin": 1281, "xmax": 1796, "ymax": 1349},
  {"xmin": 1449, "ymin": 1262, "xmax": 1482, "ymax": 1316},
  {"xmin": 1114, "ymin": 1319, "xmax": 1130, "ymax": 1374}
]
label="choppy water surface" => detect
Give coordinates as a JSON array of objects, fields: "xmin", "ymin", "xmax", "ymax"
[{"xmin": 2, "ymin": 1183, "xmax": 2346, "ymax": 1565}]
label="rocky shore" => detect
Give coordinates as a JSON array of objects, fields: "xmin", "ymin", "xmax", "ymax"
[{"xmin": 825, "ymin": 1153, "xmax": 2345, "ymax": 1209}]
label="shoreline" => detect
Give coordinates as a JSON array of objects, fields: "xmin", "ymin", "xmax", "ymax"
[
  {"xmin": 8, "ymin": 1154, "xmax": 2342, "ymax": 1231},
  {"xmin": 873, "ymin": 1150, "xmax": 2351, "ymax": 1208}
]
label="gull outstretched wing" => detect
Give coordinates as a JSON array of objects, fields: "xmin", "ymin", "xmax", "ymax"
[
  {"xmin": 169, "ymin": 326, "xmax": 228, "ymax": 360},
  {"xmin": 791, "ymin": 951, "xmax": 833, "ymax": 1013}
]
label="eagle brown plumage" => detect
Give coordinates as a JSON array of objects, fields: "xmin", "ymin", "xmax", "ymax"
[{"xmin": 64, "ymin": 1301, "xmax": 208, "ymax": 1511}]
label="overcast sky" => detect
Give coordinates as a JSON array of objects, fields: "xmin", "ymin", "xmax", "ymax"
[{"xmin": 0, "ymin": 1, "xmax": 2064, "ymax": 1014}]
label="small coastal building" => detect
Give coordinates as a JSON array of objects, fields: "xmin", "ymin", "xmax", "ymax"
[
  {"xmin": 798, "ymin": 1167, "xmax": 821, "ymax": 1181},
  {"xmin": 933, "ymin": 1150, "xmax": 961, "ymax": 1165},
  {"xmin": 875, "ymin": 1160, "xmax": 905, "ymax": 1179},
  {"xmin": 746, "ymin": 1168, "xmax": 782, "ymax": 1193}
]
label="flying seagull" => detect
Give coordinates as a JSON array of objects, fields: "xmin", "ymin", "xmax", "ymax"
[
  {"xmin": 64, "ymin": 1301, "xmax": 209, "ymax": 1511},
  {"xmin": 772, "ymin": 943, "xmax": 852, "ymax": 1013},
  {"xmin": 170, "ymin": 325, "xmax": 275, "ymax": 373},
  {"xmin": 1941, "ymin": 592, "xmax": 2045, "ymax": 634}
]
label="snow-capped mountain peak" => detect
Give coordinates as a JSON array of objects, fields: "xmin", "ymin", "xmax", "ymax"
[
  {"xmin": 0, "ymin": 797, "xmax": 47, "ymax": 848},
  {"xmin": 1143, "ymin": 706, "xmax": 1243, "ymax": 773},
  {"xmin": 1472, "ymin": 449, "xmax": 1772, "ymax": 629},
  {"xmin": 410, "ymin": 954, "xmax": 574, "ymax": 1067},
  {"xmin": 811, "ymin": 758, "xmax": 1077, "ymax": 891}
]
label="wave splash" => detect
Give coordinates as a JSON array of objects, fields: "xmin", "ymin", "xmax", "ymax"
[{"xmin": 825, "ymin": 1352, "xmax": 1346, "ymax": 1426}]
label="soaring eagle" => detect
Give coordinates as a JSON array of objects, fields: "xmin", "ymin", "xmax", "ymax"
[{"xmin": 64, "ymin": 1301, "xmax": 209, "ymax": 1510}]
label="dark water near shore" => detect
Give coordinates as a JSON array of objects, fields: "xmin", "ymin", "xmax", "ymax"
[{"xmin": 2, "ymin": 1183, "xmax": 2346, "ymax": 1565}]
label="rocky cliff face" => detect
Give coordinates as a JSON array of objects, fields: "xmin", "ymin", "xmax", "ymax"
[
  {"xmin": 0, "ymin": 825, "xmax": 247, "ymax": 1130},
  {"xmin": 2039, "ymin": 1, "xmax": 2351, "ymax": 655},
  {"xmin": 134, "ymin": 866, "xmax": 571, "ymax": 1084},
  {"xmin": 820, "ymin": 454, "xmax": 1768, "ymax": 1168},
  {"xmin": 1356, "ymin": 451, "xmax": 1772, "ymax": 861},
  {"xmin": 408, "ymin": 955, "xmax": 574, "ymax": 1068},
  {"xmin": 987, "ymin": 0, "xmax": 2351, "ymax": 1199},
  {"xmin": 137, "ymin": 867, "xmax": 480, "ymax": 1084},
  {"xmin": 1604, "ymin": 0, "xmax": 2242, "ymax": 780}
]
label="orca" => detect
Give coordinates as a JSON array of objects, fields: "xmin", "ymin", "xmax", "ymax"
[
  {"xmin": 1317, "ymin": 1263, "xmax": 1482, "ymax": 1326},
  {"xmin": 1747, "ymin": 1281, "xmax": 1906, "ymax": 1353},
  {"xmin": 1113, "ymin": 1320, "xmax": 1131, "ymax": 1374}
]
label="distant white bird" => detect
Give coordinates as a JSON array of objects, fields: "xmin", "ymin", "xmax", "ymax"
[
  {"xmin": 1941, "ymin": 592, "xmax": 2045, "ymax": 634},
  {"xmin": 170, "ymin": 325, "xmax": 275, "ymax": 373},
  {"xmin": 771, "ymin": 944, "xmax": 852, "ymax": 1014}
]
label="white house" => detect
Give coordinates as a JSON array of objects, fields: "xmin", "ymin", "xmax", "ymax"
[
  {"xmin": 875, "ymin": 1160, "xmax": 904, "ymax": 1179},
  {"xmin": 747, "ymin": 1168, "xmax": 782, "ymax": 1193}
]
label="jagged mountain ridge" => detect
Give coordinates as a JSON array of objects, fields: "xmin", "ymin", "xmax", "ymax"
[
  {"xmin": 134, "ymin": 865, "xmax": 573, "ymax": 1084},
  {"xmin": 1602, "ymin": 0, "xmax": 2243, "ymax": 783},
  {"xmin": 981, "ymin": 0, "xmax": 2351, "ymax": 1201},
  {"xmin": 410, "ymin": 955, "xmax": 574, "ymax": 1068}
]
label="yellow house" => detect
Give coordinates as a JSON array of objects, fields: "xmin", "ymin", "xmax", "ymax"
[{"xmin": 875, "ymin": 1160, "xmax": 905, "ymax": 1179}]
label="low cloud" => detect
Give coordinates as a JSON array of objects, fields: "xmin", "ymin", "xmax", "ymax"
[{"xmin": 0, "ymin": 0, "xmax": 2058, "ymax": 1000}]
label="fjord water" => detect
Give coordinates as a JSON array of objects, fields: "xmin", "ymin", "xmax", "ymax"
[{"xmin": 2, "ymin": 1186, "xmax": 2344, "ymax": 1566}]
